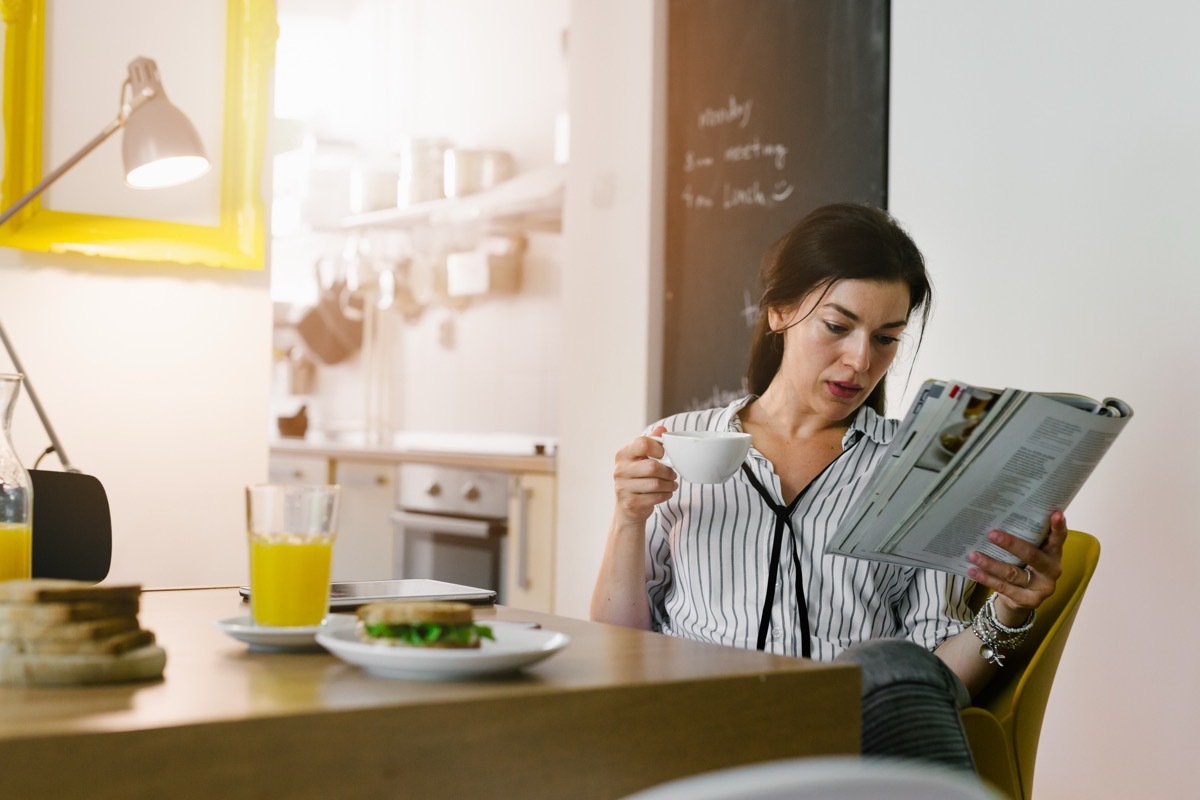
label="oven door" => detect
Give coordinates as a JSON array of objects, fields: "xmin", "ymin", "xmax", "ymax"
[{"xmin": 389, "ymin": 509, "xmax": 506, "ymax": 602}]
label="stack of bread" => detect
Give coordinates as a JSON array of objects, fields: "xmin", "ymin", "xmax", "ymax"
[{"xmin": 0, "ymin": 579, "xmax": 166, "ymax": 686}]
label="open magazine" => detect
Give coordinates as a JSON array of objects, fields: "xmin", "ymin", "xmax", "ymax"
[{"xmin": 828, "ymin": 379, "xmax": 1132, "ymax": 577}]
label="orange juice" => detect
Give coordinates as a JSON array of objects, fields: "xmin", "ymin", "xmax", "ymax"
[
  {"xmin": 0, "ymin": 522, "xmax": 32, "ymax": 582},
  {"xmin": 249, "ymin": 533, "xmax": 334, "ymax": 626}
]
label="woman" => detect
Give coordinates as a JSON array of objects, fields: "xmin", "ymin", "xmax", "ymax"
[{"xmin": 590, "ymin": 202, "xmax": 1066, "ymax": 771}]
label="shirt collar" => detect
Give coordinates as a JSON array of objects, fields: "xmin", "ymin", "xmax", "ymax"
[
  {"xmin": 849, "ymin": 404, "xmax": 892, "ymax": 448},
  {"xmin": 720, "ymin": 396, "xmax": 756, "ymax": 431}
]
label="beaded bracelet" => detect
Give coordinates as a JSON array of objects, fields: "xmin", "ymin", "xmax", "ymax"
[
  {"xmin": 971, "ymin": 593, "xmax": 1036, "ymax": 666},
  {"xmin": 985, "ymin": 592, "xmax": 1036, "ymax": 636}
]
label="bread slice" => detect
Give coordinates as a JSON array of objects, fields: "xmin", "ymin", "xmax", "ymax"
[
  {"xmin": 0, "ymin": 599, "xmax": 140, "ymax": 624},
  {"xmin": 0, "ymin": 615, "xmax": 139, "ymax": 642},
  {"xmin": 1, "ymin": 628, "xmax": 156, "ymax": 656},
  {"xmin": 0, "ymin": 644, "xmax": 166, "ymax": 686},
  {"xmin": 0, "ymin": 579, "xmax": 141, "ymax": 604}
]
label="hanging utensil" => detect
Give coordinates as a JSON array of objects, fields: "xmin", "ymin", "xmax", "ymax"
[{"xmin": 296, "ymin": 254, "xmax": 364, "ymax": 365}]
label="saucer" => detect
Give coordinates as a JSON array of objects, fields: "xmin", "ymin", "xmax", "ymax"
[{"xmin": 215, "ymin": 614, "xmax": 356, "ymax": 652}]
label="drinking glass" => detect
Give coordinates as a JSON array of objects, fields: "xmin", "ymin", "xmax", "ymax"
[
  {"xmin": 0, "ymin": 374, "xmax": 32, "ymax": 582},
  {"xmin": 245, "ymin": 484, "xmax": 340, "ymax": 626}
]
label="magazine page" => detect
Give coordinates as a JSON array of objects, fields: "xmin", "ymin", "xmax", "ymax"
[
  {"xmin": 880, "ymin": 391, "xmax": 1131, "ymax": 576},
  {"xmin": 829, "ymin": 381, "xmax": 1003, "ymax": 559},
  {"xmin": 829, "ymin": 379, "xmax": 955, "ymax": 551},
  {"xmin": 872, "ymin": 386, "xmax": 1026, "ymax": 552}
]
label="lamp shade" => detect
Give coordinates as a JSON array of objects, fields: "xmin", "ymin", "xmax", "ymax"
[{"xmin": 121, "ymin": 57, "xmax": 210, "ymax": 188}]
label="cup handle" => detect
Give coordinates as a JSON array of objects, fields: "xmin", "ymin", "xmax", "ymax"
[{"xmin": 647, "ymin": 434, "xmax": 673, "ymax": 468}]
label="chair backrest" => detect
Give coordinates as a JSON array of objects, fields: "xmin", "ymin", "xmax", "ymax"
[
  {"xmin": 620, "ymin": 756, "xmax": 1006, "ymax": 800},
  {"xmin": 29, "ymin": 469, "xmax": 112, "ymax": 582},
  {"xmin": 964, "ymin": 529, "xmax": 1100, "ymax": 799}
]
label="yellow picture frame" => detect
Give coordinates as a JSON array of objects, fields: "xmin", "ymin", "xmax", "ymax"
[{"xmin": 0, "ymin": 0, "xmax": 277, "ymax": 270}]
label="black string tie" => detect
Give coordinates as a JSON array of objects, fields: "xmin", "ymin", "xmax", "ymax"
[{"xmin": 740, "ymin": 463, "xmax": 812, "ymax": 657}]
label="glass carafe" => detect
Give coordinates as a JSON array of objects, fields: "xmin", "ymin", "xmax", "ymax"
[{"xmin": 0, "ymin": 374, "xmax": 33, "ymax": 581}]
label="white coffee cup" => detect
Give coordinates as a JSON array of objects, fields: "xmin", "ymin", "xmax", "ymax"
[{"xmin": 652, "ymin": 431, "xmax": 752, "ymax": 484}]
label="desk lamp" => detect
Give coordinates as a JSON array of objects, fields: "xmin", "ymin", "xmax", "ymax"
[{"xmin": 0, "ymin": 56, "xmax": 210, "ymax": 581}]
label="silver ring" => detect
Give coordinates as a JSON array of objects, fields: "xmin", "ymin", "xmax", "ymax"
[{"xmin": 1021, "ymin": 566, "xmax": 1033, "ymax": 587}]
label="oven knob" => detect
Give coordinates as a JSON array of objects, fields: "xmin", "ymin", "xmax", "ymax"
[
  {"xmin": 462, "ymin": 483, "xmax": 480, "ymax": 502},
  {"xmin": 425, "ymin": 482, "xmax": 442, "ymax": 498}
]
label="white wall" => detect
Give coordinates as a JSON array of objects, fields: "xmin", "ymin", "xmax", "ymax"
[
  {"xmin": 560, "ymin": 1, "xmax": 1198, "ymax": 796},
  {"xmin": 891, "ymin": 3, "xmax": 1199, "ymax": 796},
  {"xmin": 556, "ymin": 0, "xmax": 665, "ymax": 619},
  {"xmin": 0, "ymin": 6, "xmax": 273, "ymax": 588}
]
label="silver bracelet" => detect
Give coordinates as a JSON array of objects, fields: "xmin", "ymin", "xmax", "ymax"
[
  {"xmin": 971, "ymin": 593, "xmax": 1036, "ymax": 666},
  {"xmin": 971, "ymin": 616, "xmax": 1005, "ymax": 666},
  {"xmin": 985, "ymin": 592, "xmax": 1036, "ymax": 635}
]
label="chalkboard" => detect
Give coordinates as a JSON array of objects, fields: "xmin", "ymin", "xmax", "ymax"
[{"xmin": 663, "ymin": 0, "xmax": 890, "ymax": 414}]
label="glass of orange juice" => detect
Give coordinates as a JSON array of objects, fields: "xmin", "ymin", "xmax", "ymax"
[
  {"xmin": 1, "ymin": 373, "xmax": 33, "ymax": 582},
  {"xmin": 0, "ymin": 522, "xmax": 32, "ymax": 582},
  {"xmin": 245, "ymin": 484, "xmax": 340, "ymax": 627}
]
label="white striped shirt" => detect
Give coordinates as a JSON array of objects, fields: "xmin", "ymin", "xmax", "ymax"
[{"xmin": 644, "ymin": 396, "xmax": 973, "ymax": 661}]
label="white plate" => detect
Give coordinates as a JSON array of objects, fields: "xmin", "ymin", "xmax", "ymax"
[
  {"xmin": 315, "ymin": 621, "xmax": 570, "ymax": 679},
  {"xmin": 215, "ymin": 614, "xmax": 356, "ymax": 652}
]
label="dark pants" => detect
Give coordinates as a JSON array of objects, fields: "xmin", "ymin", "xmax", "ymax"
[{"xmin": 835, "ymin": 638, "xmax": 977, "ymax": 774}]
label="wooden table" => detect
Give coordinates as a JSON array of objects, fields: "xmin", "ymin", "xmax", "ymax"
[{"xmin": 0, "ymin": 588, "xmax": 860, "ymax": 799}]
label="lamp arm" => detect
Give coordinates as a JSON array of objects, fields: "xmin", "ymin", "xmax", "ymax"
[
  {"xmin": 0, "ymin": 114, "xmax": 125, "ymax": 227},
  {"xmin": 0, "ymin": 319, "xmax": 76, "ymax": 472}
]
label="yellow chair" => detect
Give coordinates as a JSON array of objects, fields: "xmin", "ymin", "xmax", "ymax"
[{"xmin": 961, "ymin": 529, "xmax": 1101, "ymax": 799}]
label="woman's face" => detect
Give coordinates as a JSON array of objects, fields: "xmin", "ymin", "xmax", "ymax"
[{"xmin": 768, "ymin": 278, "xmax": 911, "ymax": 423}]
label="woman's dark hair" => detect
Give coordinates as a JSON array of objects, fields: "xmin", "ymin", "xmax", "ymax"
[{"xmin": 744, "ymin": 202, "xmax": 933, "ymax": 414}]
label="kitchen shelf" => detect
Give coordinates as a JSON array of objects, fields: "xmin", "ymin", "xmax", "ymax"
[{"xmin": 339, "ymin": 164, "xmax": 564, "ymax": 234}]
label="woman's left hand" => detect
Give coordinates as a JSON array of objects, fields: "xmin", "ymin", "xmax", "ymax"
[{"xmin": 966, "ymin": 510, "xmax": 1067, "ymax": 627}]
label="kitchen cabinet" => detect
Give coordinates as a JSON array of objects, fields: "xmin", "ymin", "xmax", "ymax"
[
  {"xmin": 268, "ymin": 455, "xmax": 395, "ymax": 582},
  {"xmin": 267, "ymin": 453, "xmax": 327, "ymax": 484},
  {"xmin": 506, "ymin": 472, "xmax": 557, "ymax": 614},
  {"xmin": 329, "ymin": 461, "xmax": 396, "ymax": 581}
]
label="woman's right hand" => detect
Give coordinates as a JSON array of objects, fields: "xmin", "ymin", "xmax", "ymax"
[
  {"xmin": 593, "ymin": 425, "xmax": 675, "ymax": 629},
  {"xmin": 612, "ymin": 425, "xmax": 678, "ymax": 527}
]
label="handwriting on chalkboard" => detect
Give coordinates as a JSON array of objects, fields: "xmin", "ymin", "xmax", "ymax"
[
  {"xmin": 697, "ymin": 95, "xmax": 754, "ymax": 128},
  {"xmin": 724, "ymin": 138, "xmax": 789, "ymax": 169},
  {"xmin": 681, "ymin": 94, "xmax": 794, "ymax": 212}
]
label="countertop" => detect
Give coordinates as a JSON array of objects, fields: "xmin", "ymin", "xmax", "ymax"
[{"xmin": 270, "ymin": 431, "xmax": 557, "ymax": 475}]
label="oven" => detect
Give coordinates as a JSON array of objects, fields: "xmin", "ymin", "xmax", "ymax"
[{"xmin": 390, "ymin": 463, "xmax": 509, "ymax": 603}]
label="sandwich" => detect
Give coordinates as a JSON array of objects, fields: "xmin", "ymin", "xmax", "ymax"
[{"xmin": 356, "ymin": 600, "xmax": 494, "ymax": 649}]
